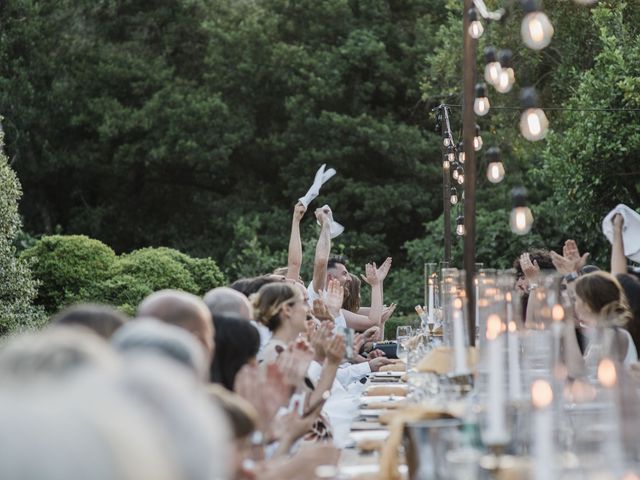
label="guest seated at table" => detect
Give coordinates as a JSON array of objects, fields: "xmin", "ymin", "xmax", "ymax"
[
  {"xmin": 50, "ymin": 303, "xmax": 128, "ymax": 339},
  {"xmin": 137, "ymin": 289, "xmax": 215, "ymax": 363},
  {"xmin": 204, "ymin": 287, "xmax": 253, "ymax": 321},
  {"xmin": 617, "ymin": 273, "xmax": 640, "ymax": 353},
  {"xmin": 210, "ymin": 314, "xmax": 261, "ymax": 390},
  {"xmin": 563, "ymin": 271, "xmax": 638, "ymax": 378}
]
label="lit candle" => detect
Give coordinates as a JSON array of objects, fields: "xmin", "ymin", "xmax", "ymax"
[
  {"xmin": 453, "ymin": 299, "xmax": 468, "ymax": 374},
  {"xmin": 485, "ymin": 314, "xmax": 508, "ymax": 445},
  {"xmin": 428, "ymin": 277, "xmax": 435, "ymax": 325},
  {"xmin": 507, "ymin": 321, "xmax": 521, "ymax": 399},
  {"xmin": 531, "ymin": 379, "xmax": 554, "ymax": 480},
  {"xmin": 474, "ymin": 277, "xmax": 480, "ymax": 329}
]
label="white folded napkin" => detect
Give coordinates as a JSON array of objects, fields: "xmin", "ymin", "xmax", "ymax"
[
  {"xmin": 316, "ymin": 204, "xmax": 344, "ymax": 239},
  {"xmin": 602, "ymin": 204, "xmax": 640, "ymax": 262},
  {"xmin": 298, "ymin": 164, "xmax": 336, "ymax": 208}
]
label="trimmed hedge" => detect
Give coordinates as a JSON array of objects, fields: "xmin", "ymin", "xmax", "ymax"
[{"xmin": 22, "ymin": 236, "xmax": 226, "ymax": 316}]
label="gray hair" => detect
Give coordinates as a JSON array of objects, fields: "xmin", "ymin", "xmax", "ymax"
[
  {"xmin": 0, "ymin": 375, "xmax": 181, "ymax": 480},
  {"xmin": 203, "ymin": 287, "xmax": 253, "ymax": 320},
  {"xmin": 0, "ymin": 327, "xmax": 120, "ymax": 383},
  {"xmin": 112, "ymin": 318, "xmax": 207, "ymax": 380}
]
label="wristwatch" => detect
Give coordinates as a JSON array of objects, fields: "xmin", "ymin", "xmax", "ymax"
[{"xmin": 564, "ymin": 272, "xmax": 579, "ymax": 284}]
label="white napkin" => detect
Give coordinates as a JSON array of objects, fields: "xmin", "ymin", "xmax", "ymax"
[
  {"xmin": 298, "ymin": 164, "xmax": 336, "ymax": 208},
  {"xmin": 316, "ymin": 204, "xmax": 344, "ymax": 239},
  {"xmin": 602, "ymin": 204, "xmax": 640, "ymax": 262}
]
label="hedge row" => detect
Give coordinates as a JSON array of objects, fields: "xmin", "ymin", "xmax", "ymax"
[{"xmin": 21, "ymin": 235, "xmax": 226, "ymax": 315}]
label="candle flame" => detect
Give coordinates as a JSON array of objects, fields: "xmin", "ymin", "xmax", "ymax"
[
  {"xmin": 531, "ymin": 379, "xmax": 553, "ymax": 408},
  {"xmin": 478, "ymin": 299, "xmax": 489, "ymax": 308},
  {"xmin": 506, "ymin": 292, "xmax": 512, "ymax": 302},
  {"xmin": 508, "ymin": 321, "xmax": 517, "ymax": 333},
  {"xmin": 598, "ymin": 358, "xmax": 617, "ymax": 388},
  {"xmin": 454, "ymin": 298, "xmax": 463, "ymax": 309},
  {"xmin": 486, "ymin": 314, "xmax": 502, "ymax": 340},
  {"xmin": 552, "ymin": 304, "xmax": 564, "ymax": 322}
]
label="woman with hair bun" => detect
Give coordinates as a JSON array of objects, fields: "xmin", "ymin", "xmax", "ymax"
[
  {"xmin": 254, "ymin": 283, "xmax": 309, "ymax": 364},
  {"xmin": 567, "ymin": 271, "xmax": 638, "ymax": 375}
]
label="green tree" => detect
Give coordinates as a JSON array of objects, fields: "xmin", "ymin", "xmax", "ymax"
[{"xmin": 0, "ymin": 125, "xmax": 45, "ymax": 333}]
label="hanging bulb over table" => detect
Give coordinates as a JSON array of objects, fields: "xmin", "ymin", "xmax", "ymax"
[
  {"xmin": 457, "ymin": 141, "xmax": 466, "ymax": 164},
  {"xmin": 474, "ymin": 83, "xmax": 490, "ymax": 116},
  {"xmin": 495, "ymin": 50, "xmax": 515, "ymax": 93},
  {"xmin": 484, "ymin": 47, "xmax": 502, "ymax": 86},
  {"xmin": 510, "ymin": 187, "xmax": 533, "ymax": 235},
  {"xmin": 456, "ymin": 215, "xmax": 466, "ymax": 236},
  {"xmin": 486, "ymin": 146, "xmax": 505, "ymax": 183},
  {"xmin": 473, "ymin": 124, "xmax": 483, "ymax": 151},
  {"xmin": 521, "ymin": 0, "xmax": 554, "ymax": 50},
  {"xmin": 456, "ymin": 167, "xmax": 465, "ymax": 185},
  {"xmin": 450, "ymin": 187, "xmax": 459, "ymax": 205},
  {"xmin": 468, "ymin": 7, "xmax": 484, "ymax": 39},
  {"xmin": 519, "ymin": 87, "xmax": 549, "ymax": 141}
]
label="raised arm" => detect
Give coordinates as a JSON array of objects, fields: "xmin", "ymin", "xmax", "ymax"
[
  {"xmin": 344, "ymin": 258, "xmax": 392, "ymax": 331},
  {"xmin": 611, "ymin": 214, "xmax": 626, "ymax": 275},
  {"xmin": 311, "ymin": 208, "xmax": 331, "ymax": 293},
  {"xmin": 286, "ymin": 202, "xmax": 306, "ymax": 281}
]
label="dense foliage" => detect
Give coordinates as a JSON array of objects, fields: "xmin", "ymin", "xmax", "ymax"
[
  {"xmin": 1, "ymin": 0, "xmax": 639, "ymax": 315},
  {"xmin": 0, "ymin": 126, "xmax": 45, "ymax": 333},
  {"xmin": 22, "ymin": 236, "xmax": 225, "ymax": 315}
]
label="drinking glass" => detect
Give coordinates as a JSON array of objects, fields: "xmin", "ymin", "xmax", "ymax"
[{"xmin": 396, "ymin": 326, "xmax": 413, "ymax": 361}]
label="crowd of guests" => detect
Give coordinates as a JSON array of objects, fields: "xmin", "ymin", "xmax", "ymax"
[{"xmin": 1, "ymin": 200, "xmax": 639, "ymax": 479}]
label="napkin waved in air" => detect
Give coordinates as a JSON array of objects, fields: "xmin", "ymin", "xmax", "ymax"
[
  {"xmin": 298, "ymin": 164, "xmax": 336, "ymax": 208},
  {"xmin": 316, "ymin": 204, "xmax": 344, "ymax": 239}
]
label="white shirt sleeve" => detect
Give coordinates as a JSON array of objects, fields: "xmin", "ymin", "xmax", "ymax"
[{"xmin": 335, "ymin": 361, "xmax": 371, "ymax": 387}]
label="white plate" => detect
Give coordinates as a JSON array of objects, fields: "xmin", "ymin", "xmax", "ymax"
[
  {"xmin": 349, "ymin": 430, "xmax": 390, "ymax": 442},
  {"xmin": 339, "ymin": 464, "xmax": 408, "ymax": 477},
  {"xmin": 359, "ymin": 395, "xmax": 401, "ymax": 405},
  {"xmin": 359, "ymin": 409, "xmax": 386, "ymax": 417},
  {"xmin": 371, "ymin": 371, "xmax": 404, "ymax": 377}
]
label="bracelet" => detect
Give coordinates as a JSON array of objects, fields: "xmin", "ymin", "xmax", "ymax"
[{"xmin": 564, "ymin": 272, "xmax": 579, "ymax": 284}]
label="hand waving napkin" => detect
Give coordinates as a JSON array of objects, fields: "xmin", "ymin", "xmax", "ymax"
[
  {"xmin": 299, "ymin": 164, "xmax": 336, "ymax": 208},
  {"xmin": 602, "ymin": 204, "xmax": 640, "ymax": 262},
  {"xmin": 317, "ymin": 204, "xmax": 344, "ymax": 239}
]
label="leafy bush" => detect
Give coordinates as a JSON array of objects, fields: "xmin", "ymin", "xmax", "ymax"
[
  {"xmin": 384, "ymin": 315, "xmax": 420, "ymax": 340},
  {"xmin": 21, "ymin": 235, "xmax": 116, "ymax": 313},
  {"xmin": 0, "ymin": 130, "xmax": 46, "ymax": 333},
  {"xmin": 23, "ymin": 237, "xmax": 226, "ymax": 315}
]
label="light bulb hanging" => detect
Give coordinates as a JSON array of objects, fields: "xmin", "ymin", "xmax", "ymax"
[
  {"xmin": 510, "ymin": 187, "xmax": 534, "ymax": 235},
  {"xmin": 521, "ymin": 0, "xmax": 554, "ymax": 50},
  {"xmin": 473, "ymin": 125, "xmax": 483, "ymax": 151},
  {"xmin": 457, "ymin": 167, "xmax": 465, "ymax": 185},
  {"xmin": 457, "ymin": 141, "xmax": 466, "ymax": 164},
  {"xmin": 456, "ymin": 215, "xmax": 466, "ymax": 236},
  {"xmin": 450, "ymin": 187, "xmax": 459, "ymax": 205},
  {"xmin": 486, "ymin": 146, "xmax": 505, "ymax": 183},
  {"xmin": 468, "ymin": 7, "xmax": 484, "ymax": 39},
  {"xmin": 519, "ymin": 87, "xmax": 549, "ymax": 141},
  {"xmin": 484, "ymin": 47, "xmax": 502, "ymax": 86},
  {"xmin": 474, "ymin": 83, "xmax": 490, "ymax": 116},
  {"xmin": 451, "ymin": 161, "xmax": 460, "ymax": 180},
  {"xmin": 495, "ymin": 50, "xmax": 515, "ymax": 93}
]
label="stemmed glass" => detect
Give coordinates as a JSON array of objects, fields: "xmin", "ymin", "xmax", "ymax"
[{"xmin": 396, "ymin": 326, "xmax": 413, "ymax": 361}]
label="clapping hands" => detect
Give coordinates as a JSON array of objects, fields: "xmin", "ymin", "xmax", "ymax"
[{"xmin": 551, "ymin": 239, "xmax": 589, "ymax": 274}]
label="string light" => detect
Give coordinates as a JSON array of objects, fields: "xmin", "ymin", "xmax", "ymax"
[
  {"xmin": 473, "ymin": 124, "xmax": 483, "ymax": 151},
  {"xmin": 456, "ymin": 166, "xmax": 465, "ymax": 185},
  {"xmin": 510, "ymin": 187, "xmax": 533, "ymax": 235},
  {"xmin": 457, "ymin": 141, "xmax": 466, "ymax": 163},
  {"xmin": 520, "ymin": 87, "xmax": 549, "ymax": 141},
  {"xmin": 450, "ymin": 187, "xmax": 459, "ymax": 205},
  {"xmin": 456, "ymin": 215, "xmax": 466, "ymax": 236},
  {"xmin": 521, "ymin": 0, "xmax": 554, "ymax": 50},
  {"xmin": 474, "ymin": 83, "xmax": 490, "ymax": 116},
  {"xmin": 486, "ymin": 147, "xmax": 505, "ymax": 183},
  {"xmin": 468, "ymin": 7, "xmax": 484, "ymax": 39},
  {"xmin": 495, "ymin": 50, "xmax": 515, "ymax": 93},
  {"xmin": 484, "ymin": 47, "xmax": 502, "ymax": 86},
  {"xmin": 452, "ymin": 161, "xmax": 460, "ymax": 180}
]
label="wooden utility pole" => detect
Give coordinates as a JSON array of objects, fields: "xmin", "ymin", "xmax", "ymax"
[{"xmin": 462, "ymin": 0, "xmax": 477, "ymax": 347}]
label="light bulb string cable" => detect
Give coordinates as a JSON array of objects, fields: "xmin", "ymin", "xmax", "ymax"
[{"xmin": 443, "ymin": 103, "xmax": 640, "ymax": 112}]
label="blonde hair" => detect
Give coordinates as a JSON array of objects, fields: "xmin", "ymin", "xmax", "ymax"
[
  {"xmin": 575, "ymin": 271, "xmax": 632, "ymax": 327},
  {"xmin": 252, "ymin": 283, "xmax": 299, "ymax": 332}
]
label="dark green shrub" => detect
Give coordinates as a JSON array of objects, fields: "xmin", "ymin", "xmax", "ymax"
[
  {"xmin": 21, "ymin": 235, "xmax": 116, "ymax": 313},
  {"xmin": 384, "ymin": 315, "xmax": 420, "ymax": 340},
  {"xmin": 149, "ymin": 247, "xmax": 226, "ymax": 295}
]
